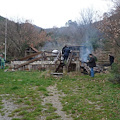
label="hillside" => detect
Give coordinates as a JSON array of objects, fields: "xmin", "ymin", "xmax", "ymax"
[
  {"xmin": 0, "ymin": 15, "xmax": 5, "ymax": 21},
  {"xmin": 43, "ymin": 22, "xmax": 103, "ymax": 52},
  {"xmin": 0, "ymin": 15, "xmax": 51, "ymax": 58},
  {"xmin": 0, "ymin": 15, "xmax": 103, "ymax": 51},
  {"xmin": 0, "ymin": 14, "xmax": 117, "ymax": 60}
]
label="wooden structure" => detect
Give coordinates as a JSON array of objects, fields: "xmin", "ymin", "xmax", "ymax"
[
  {"xmin": 11, "ymin": 45, "xmax": 84, "ymax": 73},
  {"xmin": 25, "ymin": 44, "xmax": 39, "ymax": 56},
  {"xmin": 10, "ymin": 45, "xmax": 111, "ymax": 74},
  {"xmin": 12, "ymin": 45, "xmax": 108, "ymax": 74},
  {"xmin": 11, "ymin": 51, "xmax": 60, "ymax": 71}
]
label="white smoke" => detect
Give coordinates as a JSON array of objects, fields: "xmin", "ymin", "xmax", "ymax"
[
  {"xmin": 80, "ymin": 44, "xmax": 93, "ymax": 62},
  {"xmin": 80, "ymin": 31, "xmax": 93, "ymax": 62}
]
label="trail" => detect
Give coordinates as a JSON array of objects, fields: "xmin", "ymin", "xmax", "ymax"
[{"xmin": 42, "ymin": 84, "xmax": 73, "ymax": 120}]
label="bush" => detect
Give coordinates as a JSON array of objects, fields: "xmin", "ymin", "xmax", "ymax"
[
  {"xmin": 109, "ymin": 62, "xmax": 120, "ymax": 84},
  {"xmin": 111, "ymin": 63, "xmax": 120, "ymax": 74},
  {"xmin": 108, "ymin": 74, "xmax": 120, "ymax": 84}
]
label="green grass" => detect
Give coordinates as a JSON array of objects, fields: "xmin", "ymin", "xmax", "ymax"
[
  {"xmin": 0, "ymin": 69, "xmax": 56, "ymax": 119},
  {"xmin": 0, "ymin": 69, "xmax": 120, "ymax": 120},
  {"xmin": 46, "ymin": 113, "xmax": 61, "ymax": 120},
  {"xmin": 57, "ymin": 73, "xmax": 120, "ymax": 120}
]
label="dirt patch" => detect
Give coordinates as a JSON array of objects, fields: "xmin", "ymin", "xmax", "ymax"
[
  {"xmin": 42, "ymin": 84, "xmax": 73, "ymax": 120},
  {"xmin": 0, "ymin": 85, "xmax": 73, "ymax": 120},
  {"xmin": 0, "ymin": 96, "xmax": 21, "ymax": 120}
]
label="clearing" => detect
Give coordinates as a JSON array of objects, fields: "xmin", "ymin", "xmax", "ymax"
[{"xmin": 0, "ymin": 70, "xmax": 119, "ymax": 120}]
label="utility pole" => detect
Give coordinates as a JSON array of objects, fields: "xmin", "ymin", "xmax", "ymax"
[{"xmin": 5, "ymin": 17, "xmax": 7, "ymax": 60}]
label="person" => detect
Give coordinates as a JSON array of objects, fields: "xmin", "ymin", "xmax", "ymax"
[
  {"xmin": 62, "ymin": 45, "xmax": 71, "ymax": 63},
  {"xmin": 109, "ymin": 54, "xmax": 114, "ymax": 65},
  {"xmin": 87, "ymin": 54, "xmax": 96, "ymax": 77},
  {"xmin": 1, "ymin": 56, "xmax": 5, "ymax": 69},
  {"xmin": 62, "ymin": 45, "xmax": 67, "ymax": 54}
]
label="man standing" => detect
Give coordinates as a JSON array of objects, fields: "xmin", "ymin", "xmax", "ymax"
[
  {"xmin": 109, "ymin": 54, "xmax": 114, "ymax": 65},
  {"xmin": 62, "ymin": 45, "xmax": 70, "ymax": 63},
  {"xmin": 1, "ymin": 56, "xmax": 5, "ymax": 69},
  {"xmin": 87, "ymin": 54, "xmax": 96, "ymax": 77}
]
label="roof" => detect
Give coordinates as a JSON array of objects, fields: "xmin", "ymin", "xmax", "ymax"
[
  {"xmin": 30, "ymin": 44, "xmax": 39, "ymax": 52},
  {"xmin": 30, "ymin": 46, "xmax": 39, "ymax": 53},
  {"xmin": 25, "ymin": 44, "xmax": 39, "ymax": 53}
]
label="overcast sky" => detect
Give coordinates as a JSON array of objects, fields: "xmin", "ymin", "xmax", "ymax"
[{"xmin": 0, "ymin": 0, "xmax": 114, "ymax": 28}]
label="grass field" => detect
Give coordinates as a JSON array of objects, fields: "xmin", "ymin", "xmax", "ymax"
[{"xmin": 0, "ymin": 69, "xmax": 120, "ymax": 120}]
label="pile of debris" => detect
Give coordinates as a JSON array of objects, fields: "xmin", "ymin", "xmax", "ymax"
[{"xmin": 80, "ymin": 62, "xmax": 110, "ymax": 75}]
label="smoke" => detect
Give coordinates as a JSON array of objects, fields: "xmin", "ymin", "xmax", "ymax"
[
  {"xmin": 80, "ymin": 29, "xmax": 93, "ymax": 62},
  {"xmin": 41, "ymin": 21, "xmax": 96, "ymax": 59},
  {"xmin": 41, "ymin": 41, "xmax": 64, "ymax": 51},
  {"xmin": 80, "ymin": 44, "xmax": 93, "ymax": 62}
]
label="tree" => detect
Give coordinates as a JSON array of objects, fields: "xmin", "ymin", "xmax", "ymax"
[
  {"xmin": 0, "ymin": 18, "xmax": 52, "ymax": 59},
  {"xmin": 42, "ymin": 8, "xmax": 101, "ymax": 52},
  {"xmin": 77, "ymin": 8, "xmax": 102, "ymax": 50},
  {"xmin": 98, "ymin": 0, "xmax": 120, "ymax": 61},
  {"xmin": 78, "ymin": 8, "xmax": 97, "ymax": 25},
  {"xmin": 65, "ymin": 20, "xmax": 78, "ymax": 27}
]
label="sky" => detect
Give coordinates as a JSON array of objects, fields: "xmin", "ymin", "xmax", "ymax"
[{"xmin": 0, "ymin": 0, "xmax": 114, "ymax": 28}]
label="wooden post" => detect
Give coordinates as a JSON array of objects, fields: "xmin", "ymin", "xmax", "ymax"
[
  {"xmin": 63, "ymin": 66, "xmax": 67, "ymax": 75},
  {"xmin": 76, "ymin": 52, "xmax": 80, "ymax": 72},
  {"xmin": 28, "ymin": 64, "xmax": 31, "ymax": 71},
  {"xmin": 76, "ymin": 61, "xmax": 80, "ymax": 72}
]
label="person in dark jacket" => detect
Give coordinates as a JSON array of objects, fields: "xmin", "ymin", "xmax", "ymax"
[
  {"xmin": 62, "ymin": 45, "xmax": 70, "ymax": 63},
  {"xmin": 62, "ymin": 45, "xmax": 67, "ymax": 54},
  {"xmin": 109, "ymin": 54, "xmax": 114, "ymax": 65},
  {"xmin": 87, "ymin": 54, "xmax": 96, "ymax": 77}
]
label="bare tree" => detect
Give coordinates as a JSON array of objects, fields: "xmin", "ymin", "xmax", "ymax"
[
  {"xmin": 78, "ymin": 8, "xmax": 97, "ymax": 25},
  {"xmin": 0, "ymin": 18, "xmax": 52, "ymax": 59},
  {"xmin": 77, "ymin": 8, "xmax": 101, "ymax": 50},
  {"xmin": 98, "ymin": 0, "xmax": 120, "ymax": 61}
]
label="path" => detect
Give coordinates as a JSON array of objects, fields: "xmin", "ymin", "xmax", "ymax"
[{"xmin": 42, "ymin": 84, "xmax": 73, "ymax": 120}]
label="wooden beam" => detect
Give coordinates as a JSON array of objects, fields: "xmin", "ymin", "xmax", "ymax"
[
  {"xmin": 14, "ymin": 56, "xmax": 43, "ymax": 69},
  {"xmin": 19, "ymin": 51, "xmax": 42, "ymax": 61}
]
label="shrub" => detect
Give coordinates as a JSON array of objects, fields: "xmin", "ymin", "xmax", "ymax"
[
  {"xmin": 111, "ymin": 63, "xmax": 120, "ymax": 74},
  {"xmin": 109, "ymin": 62, "xmax": 120, "ymax": 84},
  {"xmin": 108, "ymin": 74, "xmax": 120, "ymax": 84}
]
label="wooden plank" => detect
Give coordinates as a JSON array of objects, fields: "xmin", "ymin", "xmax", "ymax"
[
  {"xmin": 14, "ymin": 56, "xmax": 43, "ymax": 69},
  {"xmin": 55, "ymin": 63, "xmax": 64, "ymax": 72},
  {"xmin": 19, "ymin": 51, "xmax": 42, "ymax": 61},
  {"xmin": 67, "ymin": 51, "xmax": 73, "ymax": 67}
]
